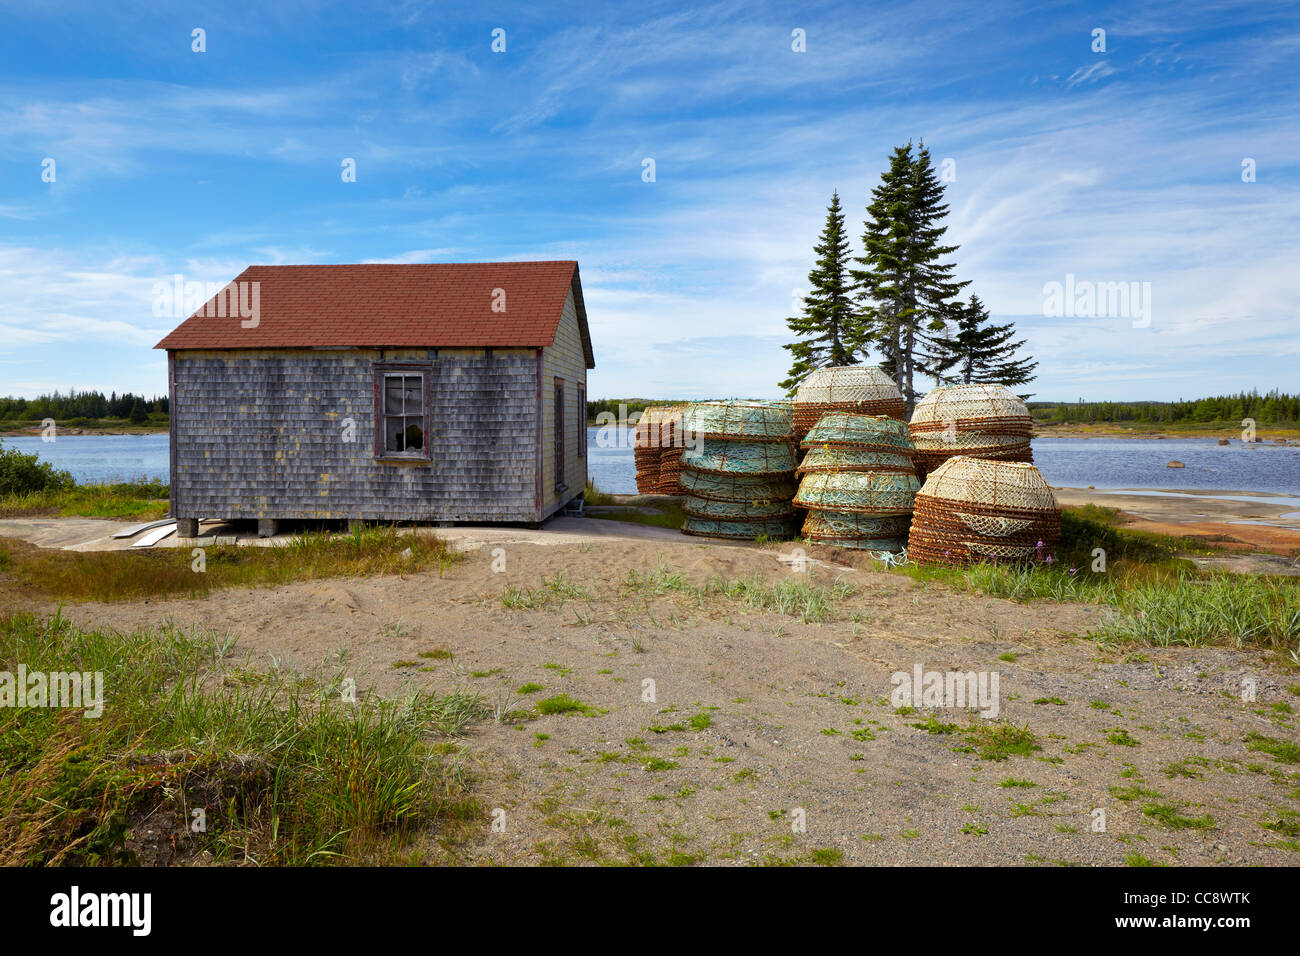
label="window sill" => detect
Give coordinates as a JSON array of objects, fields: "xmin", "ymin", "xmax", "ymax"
[{"xmin": 376, "ymin": 455, "xmax": 433, "ymax": 465}]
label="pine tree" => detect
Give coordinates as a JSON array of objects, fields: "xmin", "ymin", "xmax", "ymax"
[
  {"xmin": 932, "ymin": 294, "xmax": 1038, "ymax": 393},
  {"xmin": 780, "ymin": 191, "xmax": 864, "ymax": 394},
  {"xmin": 128, "ymin": 399, "xmax": 147, "ymax": 424},
  {"xmin": 853, "ymin": 142, "xmax": 969, "ymax": 411}
]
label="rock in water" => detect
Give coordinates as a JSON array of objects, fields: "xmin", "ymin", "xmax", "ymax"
[{"xmin": 1167, "ymin": 460, "xmax": 1185, "ymax": 468}]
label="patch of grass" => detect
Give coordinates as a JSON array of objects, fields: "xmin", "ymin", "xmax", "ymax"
[
  {"xmin": 810, "ymin": 848, "xmax": 843, "ymax": 865},
  {"xmin": 1142, "ymin": 802, "xmax": 1215, "ymax": 830},
  {"xmin": 687, "ymin": 711, "xmax": 713, "ymax": 731},
  {"xmin": 964, "ymin": 721, "xmax": 1040, "ymax": 761},
  {"xmin": 1246, "ymin": 733, "xmax": 1300, "ymax": 764},
  {"xmin": 1034, "ymin": 696, "xmax": 1066, "ymax": 706},
  {"xmin": 1109, "ymin": 785, "xmax": 1163, "ymax": 802},
  {"xmin": 910, "ymin": 716, "xmax": 960, "ymax": 735},
  {"xmin": 588, "ymin": 500, "xmax": 689, "ymax": 530},
  {"xmin": 0, "ymin": 612, "xmax": 484, "ymax": 866},
  {"xmin": 0, "ymin": 525, "xmax": 461, "ymax": 604},
  {"xmin": 1000, "ymin": 778, "xmax": 1039, "ymax": 788},
  {"xmin": 1107, "ymin": 729, "xmax": 1141, "ymax": 747},
  {"xmin": 642, "ymin": 757, "xmax": 678, "ymax": 772},
  {"xmin": 706, "ymin": 574, "xmax": 857, "ymax": 623},
  {"xmin": 535, "ymin": 694, "xmax": 592, "ymax": 716},
  {"xmin": 1097, "ymin": 572, "xmax": 1300, "ymax": 650},
  {"xmin": 0, "ymin": 479, "xmax": 169, "ymax": 520},
  {"xmin": 515, "ymin": 682, "xmax": 543, "ymax": 695}
]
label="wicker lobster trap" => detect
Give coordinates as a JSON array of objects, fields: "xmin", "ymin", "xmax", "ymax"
[
  {"xmin": 908, "ymin": 384, "xmax": 1034, "ymax": 478},
  {"xmin": 800, "ymin": 510, "xmax": 911, "ymax": 550},
  {"xmin": 798, "ymin": 446, "xmax": 914, "ymax": 475},
  {"xmin": 679, "ymin": 469, "xmax": 797, "ymax": 502},
  {"xmin": 793, "ymin": 470, "xmax": 921, "ymax": 515},
  {"xmin": 634, "ymin": 405, "xmax": 685, "ymax": 493},
  {"xmin": 683, "ymin": 400, "xmax": 795, "ymax": 442},
  {"xmin": 681, "ymin": 515, "xmax": 801, "ymax": 540},
  {"xmin": 684, "ymin": 437, "xmax": 799, "ymax": 476},
  {"xmin": 793, "ymin": 366, "xmax": 906, "ymax": 442},
  {"xmin": 675, "ymin": 401, "xmax": 798, "ymax": 541},
  {"xmin": 684, "ymin": 495, "xmax": 797, "ymax": 521},
  {"xmin": 906, "ymin": 456, "xmax": 1060, "ymax": 567},
  {"xmin": 801, "ymin": 413, "xmax": 914, "ymax": 453}
]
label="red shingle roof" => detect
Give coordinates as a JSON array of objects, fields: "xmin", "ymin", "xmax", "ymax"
[{"xmin": 154, "ymin": 261, "xmax": 593, "ymax": 367}]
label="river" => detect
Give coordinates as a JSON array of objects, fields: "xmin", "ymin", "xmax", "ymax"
[{"xmin": 5, "ymin": 431, "xmax": 1298, "ymax": 497}]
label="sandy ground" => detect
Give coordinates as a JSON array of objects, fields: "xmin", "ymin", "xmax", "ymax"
[
  {"xmin": 1055, "ymin": 487, "xmax": 1300, "ymax": 575},
  {"xmin": 35, "ymin": 521, "xmax": 1300, "ymax": 867}
]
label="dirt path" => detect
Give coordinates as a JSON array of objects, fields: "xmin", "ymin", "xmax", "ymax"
[{"xmin": 57, "ymin": 532, "xmax": 1300, "ymax": 867}]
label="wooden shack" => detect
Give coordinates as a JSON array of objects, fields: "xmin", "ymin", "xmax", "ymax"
[{"xmin": 154, "ymin": 261, "xmax": 594, "ymax": 535}]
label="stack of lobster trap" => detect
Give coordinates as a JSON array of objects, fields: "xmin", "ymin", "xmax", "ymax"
[
  {"xmin": 792, "ymin": 413, "xmax": 920, "ymax": 551},
  {"xmin": 908, "ymin": 384, "xmax": 1034, "ymax": 480},
  {"xmin": 678, "ymin": 400, "xmax": 800, "ymax": 540},
  {"xmin": 907, "ymin": 456, "xmax": 1060, "ymax": 566}
]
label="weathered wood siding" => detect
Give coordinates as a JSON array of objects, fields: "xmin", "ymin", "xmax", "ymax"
[
  {"xmin": 540, "ymin": 289, "xmax": 588, "ymax": 515},
  {"xmin": 171, "ymin": 347, "xmax": 540, "ymax": 522}
]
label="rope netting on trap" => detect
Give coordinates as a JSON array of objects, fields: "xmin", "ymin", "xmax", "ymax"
[
  {"xmin": 683, "ymin": 495, "xmax": 797, "ymax": 521},
  {"xmin": 681, "ymin": 515, "xmax": 801, "ymax": 540},
  {"xmin": 674, "ymin": 400, "xmax": 799, "ymax": 541},
  {"xmin": 683, "ymin": 437, "xmax": 799, "ymax": 476},
  {"xmin": 793, "ymin": 470, "xmax": 921, "ymax": 515},
  {"xmin": 906, "ymin": 456, "xmax": 1061, "ymax": 567},
  {"xmin": 801, "ymin": 510, "xmax": 910, "ymax": 543},
  {"xmin": 633, "ymin": 405, "xmax": 686, "ymax": 493},
  {"xmin": 793, "ymin": 366, "xmax": 906, "ymax": 441},
  {"xmin": 800, "ymin": 413, "xmax": 915, "ymax": 453},
  {"xmin": 797, "ymin": 447, "xmax": 915, "ymax": 475},
  {"xmin": 679, "ymin": 469, "xmax": 797, "ymax": 503},
  {"xmin": 682, "ymin": 400, "xmax": 795, "ymax": 442},
  {"xmin": 907, "ymin": 384, "xmax": 1034, "ymax": 478}
]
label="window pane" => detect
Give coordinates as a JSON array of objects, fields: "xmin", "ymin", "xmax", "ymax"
[
  {"xmin": 401, "ymin": 376, "xmax": 423, "ymax": 414},
  {"xmin": 403, "ymin": 418, "xmax": 424, "ymax": 451},
  {"xmin": 385, "ymin": 379, "xmax": 406, "ymax": 415},
  {"xmin": 385, "ymin": 416, "xmax": 407, "ymax": 452}
]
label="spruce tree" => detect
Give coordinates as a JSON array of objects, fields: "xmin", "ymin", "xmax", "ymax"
[
  {"xmin": 853, "ymin": 141, "xmax": 969, "ymax": 411},
  {"xmin": 932, "ymin": 294, "xmax": 1038, "ymax": 392},
  {"xmin": 780, "ymin": 190, "xmax": 864, "ymax": 394}
]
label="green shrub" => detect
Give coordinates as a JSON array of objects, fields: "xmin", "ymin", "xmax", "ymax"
[{"xmin": 0, "ymin": 439, "xmax": 74, "ymax": 495}]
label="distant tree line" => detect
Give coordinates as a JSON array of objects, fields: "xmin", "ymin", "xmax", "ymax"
[
  {"xmin": 0, "ymin": 390, "xmax": 169, "ymax": 423},
  {"xmin": 1030, "ymin": 391, "xmax": 1300, "ymax": 424}
]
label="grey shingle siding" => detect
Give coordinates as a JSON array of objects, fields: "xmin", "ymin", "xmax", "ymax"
[{"xmin": 171, "ymin": 347, "xmax": 540, "ymax": 522}]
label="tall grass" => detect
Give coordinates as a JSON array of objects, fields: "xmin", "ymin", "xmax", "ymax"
[
  {"xmin": 0, "ymin": 478, "xmax": 169, "ymax": 519},
  {"xmin": 0, "ymin": 524, "xmax": 461, "ymax": 603},
  {"xmin": 1097, "ymin": 572, "xmax": 1300, "ymax": 649},
  {"xmin": 704, "ymin": 574, "xmax": 856, "ymax": 623},
  {"xmin": 0, "ymin": 613, "xmax": 484, "ymax": 866}
]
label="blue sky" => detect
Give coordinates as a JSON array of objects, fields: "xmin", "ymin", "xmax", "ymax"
[{"xmin": 1, "ymin": 0, "xmax": 1297, "ymax": 402}]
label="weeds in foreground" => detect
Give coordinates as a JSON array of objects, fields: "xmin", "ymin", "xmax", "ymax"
[
  {"xmin": 0, "ymin": 479, "xmax": 169, "ymax": 520},
  {"xmin": 0, "ymin": 613, "xmax": 485, "ymax": 866},
  {"xmin": 0, "ymin": 525, "xmax": 461, "ymax": 603}
]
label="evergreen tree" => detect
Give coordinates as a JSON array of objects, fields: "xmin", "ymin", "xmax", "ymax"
[
  {"xmin": 853, "ymin": 141, "xmax": 969, "ymax": 411},
  {"xmin": 128, "ymin": 398, "xmax": 147, "ymax": 424},
  {"xmin": 780, "ymin": 191, "xmax": 865, "ymax": 394},
  {"xmin": 932, "ymin": 294, "xmax": 1038, "ymax": 393}
]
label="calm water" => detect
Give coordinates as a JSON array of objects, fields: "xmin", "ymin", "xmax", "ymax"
[{"xmin": 6, "ymin": 431, "xmax": 1298, "ymax": 496}]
